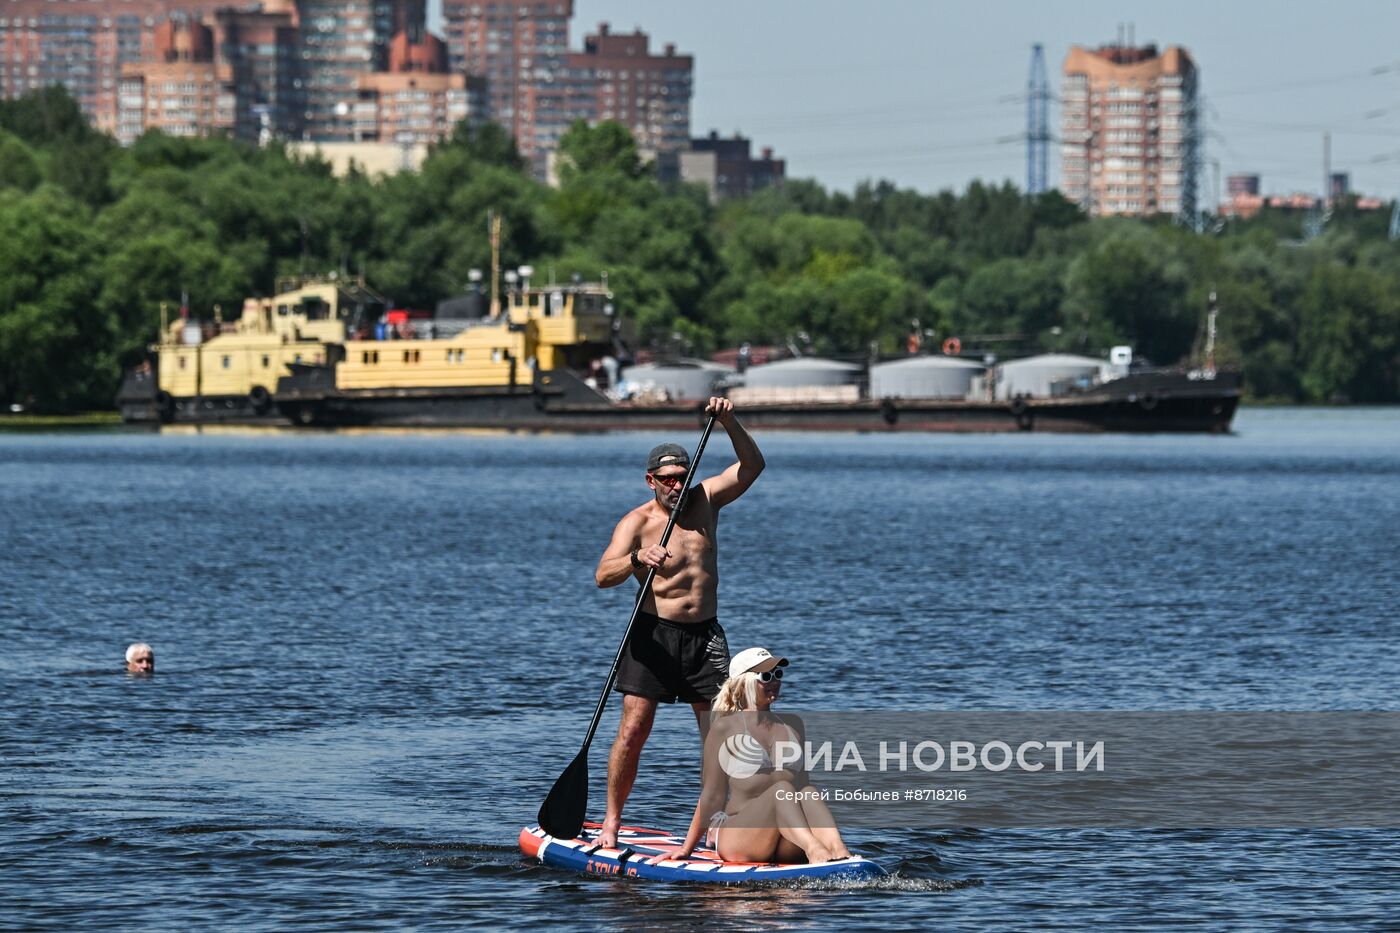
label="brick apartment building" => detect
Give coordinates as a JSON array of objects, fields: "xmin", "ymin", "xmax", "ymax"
[
  {"xmin": 441, "ymin": 0, "xmax": 571, "ymax": 167},
  {"xmin": 1060, "ymin": 43, "xmax": 1199, "ymax": 217},
  {"xmin": 297, "ymin": 0, "xmax": 402, "ymax": 140},
  {"xmin": 1, "ymin": 0, "xmax": 234, "ymax": 134},
  {"xmin": 352, "ymin": 31, "xmax": 485, "ymax": 145},
  {"xmin": 3, "ymin": 0, "xmax": 691, "ymax": 174},
  {"xmin": 1, "ymin": 0, "xmax": 430, "ymax": 142},
  {"xmin": 116, "ymin": 19, "xmax": 233, "ymax": 144},
  {"xmin": 566, "ymin": 23, "xmax": 691, "ymax": 156},
  {"xmin": 440, "ymin": 4, "xmax": 691, "ymax": 174},
  {"xmin": 215, "ymin": 2, "xmax": 303, "ymax": 142}
]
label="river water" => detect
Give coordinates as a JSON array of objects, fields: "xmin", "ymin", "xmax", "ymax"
[{"xmin": 3, "ymin": 408, "xmax": 1398, "ymax": 930}]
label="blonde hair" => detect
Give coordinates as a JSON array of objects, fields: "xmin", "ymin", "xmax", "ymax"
[{"xmin": 711, "ymin": 671, "xmax": 759, "ymax": 712}]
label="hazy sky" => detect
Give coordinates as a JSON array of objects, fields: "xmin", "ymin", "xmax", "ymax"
[{"xmin": 549, "ymin": 0, "xmax": 1400, "ymax": 202}]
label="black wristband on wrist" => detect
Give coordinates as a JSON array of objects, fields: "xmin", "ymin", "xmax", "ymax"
[{"xmin": 629, "ymin": 548, "xmax": 644, "ymax": 569}]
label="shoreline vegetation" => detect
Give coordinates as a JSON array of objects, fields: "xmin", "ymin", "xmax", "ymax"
[
  {"xmin": 2, "ymin": 87, "xmax": 1398, "ymax": 415},
  {"xmin": 0, "ymin": 412, "xmax": 124, "ymax": 429}
]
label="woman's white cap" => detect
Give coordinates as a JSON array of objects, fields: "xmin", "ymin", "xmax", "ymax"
[{"xmin": 729, "ymin": 646, "xmax": 789, "ymax": 680}]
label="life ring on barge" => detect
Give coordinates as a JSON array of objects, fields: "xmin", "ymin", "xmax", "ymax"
[{"xmin": 942, "ymin": 337, "xmax": 962, "ymax": 356}]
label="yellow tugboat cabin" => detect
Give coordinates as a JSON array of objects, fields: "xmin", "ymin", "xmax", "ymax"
[
  {"xmin": 337, "ymin": 282, "xmax": 618, "ymax": 391},
  {"xmin": 156, "ymin": 275, "xmax": 382, "ymax": 408}
]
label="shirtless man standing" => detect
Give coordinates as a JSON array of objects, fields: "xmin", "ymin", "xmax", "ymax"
[{"xmin": 593, "ymin": 397, "xmax": 764, "ymax": 848}]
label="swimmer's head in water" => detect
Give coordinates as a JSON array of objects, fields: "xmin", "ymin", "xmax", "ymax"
[{"xmin": 125, "ymin": 642, "xmax": 154, "ymax": 673}]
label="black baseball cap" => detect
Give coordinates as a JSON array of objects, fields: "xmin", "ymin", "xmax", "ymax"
[{"xmin": 647, "ymin": 443, "xmax": 690, "ymax": 472}]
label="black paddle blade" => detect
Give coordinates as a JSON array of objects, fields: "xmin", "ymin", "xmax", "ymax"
[{"xmin": 538, "ymin": 749, "xmax": 589, "ymax": 839}]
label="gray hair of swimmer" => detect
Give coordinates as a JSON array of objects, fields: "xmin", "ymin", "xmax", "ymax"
[{"xmin": 125, "ymin": 642, "xmax": 153, "ymax": 663}]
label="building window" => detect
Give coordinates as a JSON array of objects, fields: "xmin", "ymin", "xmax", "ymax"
[
  {"xmin": 221, "ymin": 355, "xmax": 231, "ymax": 369},
  {"xmin": 262, "ymin": 355, "xmax": 270, "ymax": 368}
]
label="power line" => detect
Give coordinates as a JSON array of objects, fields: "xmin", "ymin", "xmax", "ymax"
[
  {"xmin": 1206, "ymin": 63, "xmax": 1400, "ymax": 100},
  {"xmin": 714, "ymin": 96, "xmax": 1019, "ymax": 131},
  {"xmin": 794, "ymin": 138, "xmax": 1019, "ymax": 164},
  {"xmin": 794, "ymin": 148, "xmax": 1024, "ymax": 171}
]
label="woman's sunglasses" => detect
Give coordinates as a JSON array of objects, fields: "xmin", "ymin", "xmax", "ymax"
[{"xmin": 756, "ymin": 668, "xmax": 785, "ymax": 683}]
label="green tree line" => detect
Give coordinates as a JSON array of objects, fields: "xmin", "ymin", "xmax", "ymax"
[{"xmin": 1, "ymin": 86, "xmax": 1397, "ymax": 412}]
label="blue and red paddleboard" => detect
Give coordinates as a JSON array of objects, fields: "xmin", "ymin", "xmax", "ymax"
[{"xmin": 519, "ymin": 822, "xmax": 887, "ymax": 884}]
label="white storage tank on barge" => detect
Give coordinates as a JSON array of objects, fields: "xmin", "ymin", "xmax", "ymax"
[
  {"xmin": 996, "ymin": 353, "xmax": 1107, "ymax": 399},
  {"xmin": 621, "ymin": 359, "xmax": 734, "ymax": 401},
  {"xmin": 729, "ymin": 358, "xmax": 862, "ymax": 403},
  {"xmin": 870, "ymin": 356, "xmax": 984, "ymax": 399}
]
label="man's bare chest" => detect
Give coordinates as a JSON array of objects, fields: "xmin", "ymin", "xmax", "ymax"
[{"xmin": 643, "ymin": 514, "xmax": 716, "ymax": 560}]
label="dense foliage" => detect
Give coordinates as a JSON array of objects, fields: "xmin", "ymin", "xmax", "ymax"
[{"xmin": 2, "ymin": 87, "xmax": 1397, "ymax": 411}]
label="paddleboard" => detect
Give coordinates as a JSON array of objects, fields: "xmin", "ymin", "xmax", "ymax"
[{"xmin": 519, "ymin": 822, "xmax": 887, "ymax": 884}]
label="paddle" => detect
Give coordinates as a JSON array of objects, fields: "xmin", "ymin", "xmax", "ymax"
[{"xmin": 537, "ymin": 415, "xmax": 718, "ymax": 840}]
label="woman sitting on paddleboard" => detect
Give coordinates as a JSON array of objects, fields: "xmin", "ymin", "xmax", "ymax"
[{"xmin": 656, "ymin": 647, "xmax": 853, "ymax": 864}]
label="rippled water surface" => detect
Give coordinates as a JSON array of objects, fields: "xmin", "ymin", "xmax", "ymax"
[{"xmin": 4, "ymin": 409, "xmax": 1399, "ymax": 930}]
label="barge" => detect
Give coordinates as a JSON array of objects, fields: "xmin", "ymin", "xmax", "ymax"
[{"xmin": 120, "ymin": 274, "xmax": 1241, "ymax": 433}]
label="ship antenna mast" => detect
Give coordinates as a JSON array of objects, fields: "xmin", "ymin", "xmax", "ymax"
[
  {"xmin": 489, "ymin": 210, "xmax": 502, "ymax": 318},
  {"xmin": 1205, "ymin": 290, "xmax": 1218, "ymax": 375}
]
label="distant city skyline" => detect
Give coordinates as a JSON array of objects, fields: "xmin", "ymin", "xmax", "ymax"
[{"xmin": 542, "ymin": 0, "xmax": 1400, "ymax": 201}]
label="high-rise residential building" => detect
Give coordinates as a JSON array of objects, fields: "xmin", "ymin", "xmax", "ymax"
[
  {"xmin": 353, "ymin": 31, "xmax": 485, "ymax": 144},
  {"xmin": 2, "ymin": 0, "xmax": 473, "ymax": 148},
  {"xmin": 441, "ymin": 0, "xmax": 572, "ymax": 167},
  {"xmin": 0, "ymin": 0, "xmax": 234, "ymax": 134},
  {"xmin": 4, "ymin": 0, "xmax": 695, "ymax": 165},
  {"xmin": 214, "ymin": 2, "xmax": 303, "ymax": 143},
  {"xmin": 1060, "ymin": 43, "xmax": 1198, "ymax": 217},
  {"xmin": 116, "ymin": 19, "xmax": 234, "ymax": 144},
  {"xmin": 565, "ymin": 24, "xmax": 691, "ymax": 156},
  {"xmin": 299, "ymin": 0, "xmax": 422, "ymax": 140}
]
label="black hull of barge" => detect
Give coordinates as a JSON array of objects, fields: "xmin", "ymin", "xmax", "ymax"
[
  {"xmin": 270, "ymin": 365, "xmax": 1241, "ymax": 433},
  {"xmin": 282, "ymin": 399, "xmax": 1237, "ymax": 433},
  {"xmin": 117, "ymin": 368, "xmax": 287, "ymax": 425}
]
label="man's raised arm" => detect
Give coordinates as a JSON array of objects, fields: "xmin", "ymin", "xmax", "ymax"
[
  {"xmin": 596, "ymin": 512, "xmax": 651, "ymax": 588},
  {"xmin": 701, "ymin": 397, "xmax": 765, "ymax": 509}
]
